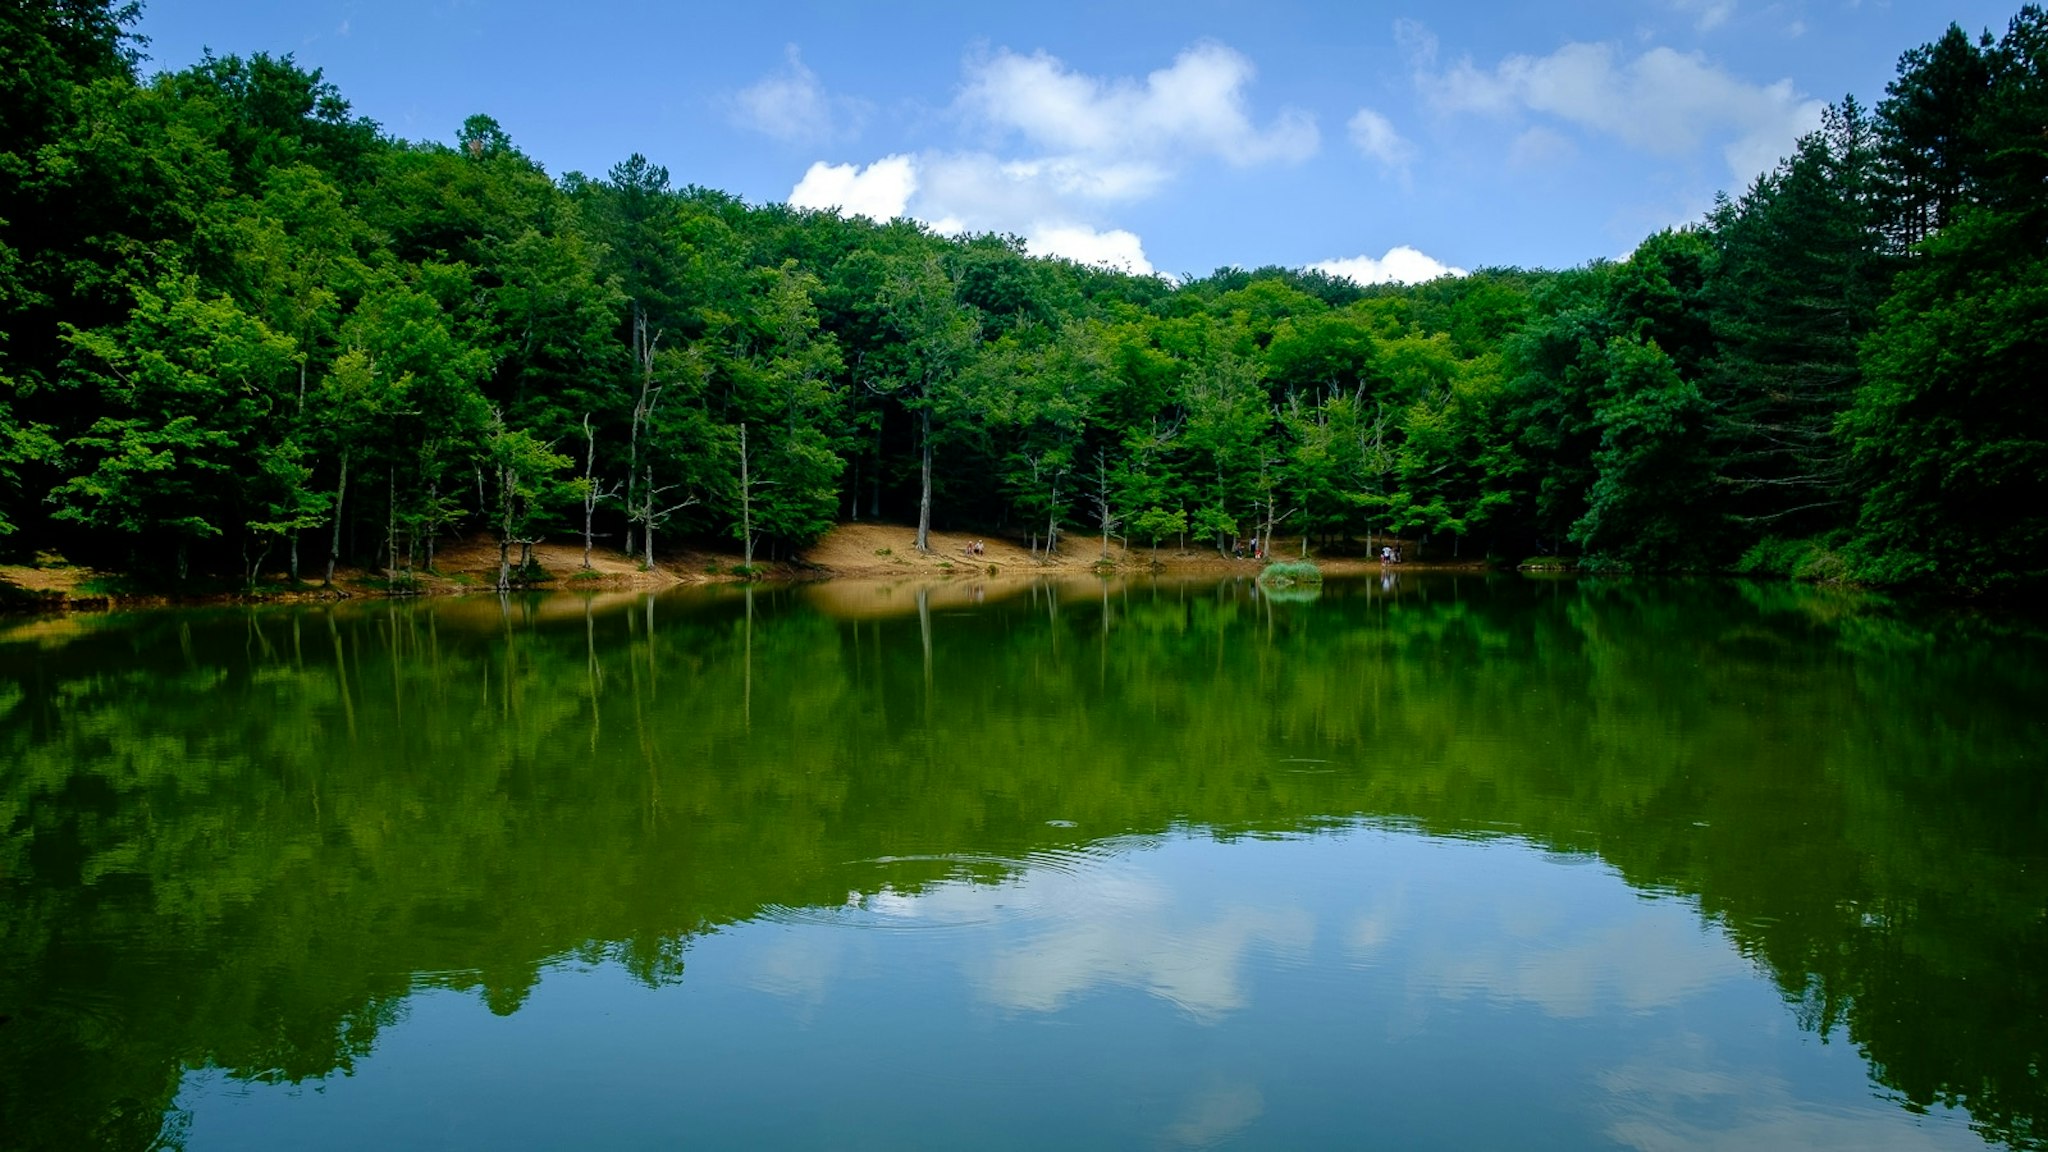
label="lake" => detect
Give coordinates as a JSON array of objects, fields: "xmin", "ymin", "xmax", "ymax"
[{"xmin": 2, "ymin": 575, "xmax": 2043, "ymax": 1150}]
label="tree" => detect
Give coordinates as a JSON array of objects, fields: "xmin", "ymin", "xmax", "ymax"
[
  {"xmin": 871, "ymin": 253, "xmax": 978, "ymax": 552},
  {"xmin": 1843, "ymin": 210, "xmax": 2048, "ymax": 593},
  {"xmin": 1571, "ymin": 336, "xmax": 1716, "ymax": 566},
  {"xmin": 575, "ymin": 413, "xmax": 619, "ymax": 569},
  {"xmin": 0, "ymin": 389, "xmax": 56, "ymax": 539},
  {"xmin": 1089, "ymin": 448, "xmax": 1122, "ymax": 560},
  {"xmin": 1131, "ymin": 505, "xmax": 1187, "ymax": 562},
  {"xmin": 53, "ymin": 274, "xmax": 296, "ymax": 577},
  {"xmin": 1875, "ymin": 22, "xmax": 1993, "ymax": 249},
  {"xmin": 1179, "ymin": 351, "xmax": 1268, "ymax": 549},
  {"xmin": 1705, "ymin": 101, "xmax": 1884, "ymax": 540},
  {"xmin": 245, "ymin": 437, "xmax": 329, "ymax": 585},
  {"xmin": 481, "ymin": 407, "xmax": 572, "ymax": 589},
  {"xmin": 729, "ymin": 262, "xmax": 846, "ymax": 551},
  {"xmin": 310, "ymin": 349, "xmax": 392, "ymax": 585}
]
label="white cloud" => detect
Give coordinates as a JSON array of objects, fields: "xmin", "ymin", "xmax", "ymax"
[
  {"xmin": 1026, "ymin": 226, "xmax": 1153, "ymax": 275},
  {"xmin": 1310, "ymin": 246, "xmax": 1466, "ymax": 286},
  {"xmin": 959, "ymin": 43, "xmax": 1318, "ymax": 167},
  {"xmin": 1162, "ymin": 1083, "xmax": 1265, "ymax": 1149},
  {"xmin": 917, "ymin": 151, "xmax": 1167, "ymax": 220},
  {"xmin": 1417, "ymin": 35, "xmax": 1824, "ymax": 185},
  {"xmin": 786, "ymin": 42, "xmax": 1311, "ymax": 278},
  {"xmin": 1670, "ymin": 0, "xmax": 1736, "ymax": 32},
  {"xmin": 787, "ymin": 154, "xmax": 916, "ymax": 221},
  {"xmin": 790, "ymin": 151, "xmax": 1160, "ymax": 270},
  {"xmin": 1394, "ymin": 18, "xmax": 1440, "ymax": 68},
  {"xmin": 732, "ymin": 46, "xmax": 867, "ymax": 144},
  {"xmin": 1599, "ymin": 1041, "xmax": 1978, "ymax": 1151},
  {"xmin": 1347, "ymin": 107, "xmax": 1416, "ymax": 177},
  {"xmin": 1427, "ymin": 909, "xmax": 1743, "ymax": 1019}
]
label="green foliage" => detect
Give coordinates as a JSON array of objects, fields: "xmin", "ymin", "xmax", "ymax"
[
  {"xmin": 1571, "ymin": 336, "xmax": 1716, "ymax": 567},
  {"xmin": 0, "ymin": 7, "xmax": 2037, "ymax": 592},
  {"xmin": 1843, "ymin": 211, "xmax": 2048, "ymax": 593},
  {"xmin": 1131, "ymin": 505, "xmax": 1187, "ymax": 554},
  {"xmin": 1733, "ymin": 536, "xmax": 1850, "ymax": 582},
  {"xmin": 1258, "ymin": 559, "xmax": 1323, "ymax": 586}
]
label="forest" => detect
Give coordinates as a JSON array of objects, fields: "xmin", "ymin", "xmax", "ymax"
[{"xmin": 1, "ymin": 1, "xmax": 2044, "ymax": 594}]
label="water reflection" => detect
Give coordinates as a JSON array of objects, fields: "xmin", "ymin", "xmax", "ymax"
[{"xmin": 0, "ymin": 576, "xmax": 2043, "ymax": 1150}]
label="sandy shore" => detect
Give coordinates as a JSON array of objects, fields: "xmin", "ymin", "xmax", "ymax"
[{"xmin": 2, "ymin": 522, "xmax": 1485, "ymax": 611}]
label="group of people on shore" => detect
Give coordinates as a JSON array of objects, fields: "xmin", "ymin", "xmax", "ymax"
[
  {"xmin": 1380, "ymin": 546, "xmax": 1403, "ymax": 565},
  {"xmin": 961, "ymin": 540, "xmax": 987, "ymax": 557}
]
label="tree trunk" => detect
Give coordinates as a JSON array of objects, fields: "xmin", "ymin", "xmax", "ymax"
[
  {"xmin": 581, "ymin": 413, "xmax": 598, "ymax": 570},
  {"xmin": 625, "ymin": 305, "xmax": 652, "ymax": 559},
  {"xmin": 246, "ymin": 539, "xmax": 270, "ymax": 594},
  {"xmin": 643, "ymin": 465, "xmax": 656, "ymax": 569},
  {"xmin": 325, "ymin": 451, "xmax": 349, "ymax": 587},
  {"xmin": 740, "ymin": 423, "xmax": 755, "ymax": 566},
  {"xmin": 1095, "ymin": 451, "xmax": 1123, "ymax": 561},
  {"xmin": 496, "ymin": 464, "xmax": 513, "ymax": 592},
  {"xmin": 915, "ymin": 407, "xmax": 933, "ymax": 552},
  {"xmin": 385, "ymin": 464, "xmax": 397, "ymax": 580},
  {"xmin": 870, "ymin": 408, "xmax": 883, "ymax": 520},
  {"xmin": 290, "ymin": 532, "xmax": 300, "ymax": 584}
]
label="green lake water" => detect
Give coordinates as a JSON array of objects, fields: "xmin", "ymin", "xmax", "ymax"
[{"xmin": 1, "ymin": 575, "xmax": 2043, "ymax": 1150}]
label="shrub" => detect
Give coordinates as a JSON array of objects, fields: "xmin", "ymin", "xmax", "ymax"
[
  {"xmin": 1735, "ymin": 537, "xmax": 1849, "ymax": 582},
  {"xmin": 1258, "ymin": 560, "xmax": 1323, "ymax": 587}
]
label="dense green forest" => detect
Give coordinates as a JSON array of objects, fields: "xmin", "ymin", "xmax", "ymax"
[{"xmin": 2, "ymin": 2, "xmax": 2044, "ymax": 593}]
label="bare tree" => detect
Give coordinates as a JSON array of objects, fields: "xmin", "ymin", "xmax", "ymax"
[
  {"xmin": 579, "ymin": 413, "xmax": 620, "ymax": 570},
  {"xmin": 632, "ymin": 464, "xmax": 699, "ymax": 569},
  {"xmin": 624, "ymin": 305, "xmax": 664, "ymax": 558},
  {"xmin": 734, "ymin": 422, "xmax": 775, "ymax": 567},
  {"xmin": 1090, "ymin": 449, "xmax": 1122, "ymax": 561}
]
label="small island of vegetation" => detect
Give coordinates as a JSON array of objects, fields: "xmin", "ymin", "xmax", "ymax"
[{"xmin": 1258, "ymin": 560, "xmax": 1324, "ymax": 589}]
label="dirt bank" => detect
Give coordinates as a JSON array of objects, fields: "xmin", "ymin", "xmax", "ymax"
[
  {"xmin": 2, "ymin": 523, "xmax": 1485, "ymax": 612},
  {"xmin": 795, "ymin": 521, "xmax": 1485, "ymax": 579}
]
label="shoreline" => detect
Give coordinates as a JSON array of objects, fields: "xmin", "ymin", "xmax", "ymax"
[{"xmin": 1, "ymin": 522, "xmax": 1495, "ymax": 614}]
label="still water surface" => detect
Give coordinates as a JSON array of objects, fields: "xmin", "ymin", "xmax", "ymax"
[{"xmin": 1, "ymin": 576, "xmax": 2043, "ymax": 1150}]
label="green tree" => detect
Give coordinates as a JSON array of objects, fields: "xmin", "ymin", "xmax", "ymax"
[
  {"xmin": 53, "ymin": 274, "xmax": 296, "ymax": 577},
  {"xmin": 1844, "ymin": 210, "xmax": 2048, "ymax": 592},
  {"xmin": 481, "ymin": 407, "xmax": 573, "ymax": 588},
  {"xmin": 1705, "ymin": 102, "xmax": 1884, "ymax": 541},
  {"xmin": 1179, "ymin": 351, "xmax": 1268, "ymax": 548},
  {"xmin": 870, "ymin": 252, "xmax": 979, "ymax": 552},
  {"xmin": 727, "ymin": 262, "xmax": 846, "ymax": 552},
  {"xmin": 1572, "ymin": 336, "xmax": 1716, "ymax": 566}
]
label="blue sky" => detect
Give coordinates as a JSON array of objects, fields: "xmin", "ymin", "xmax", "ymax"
[{"xmin": 137, "ymin": 1, "xmax": 2022, "ymax": 280}]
